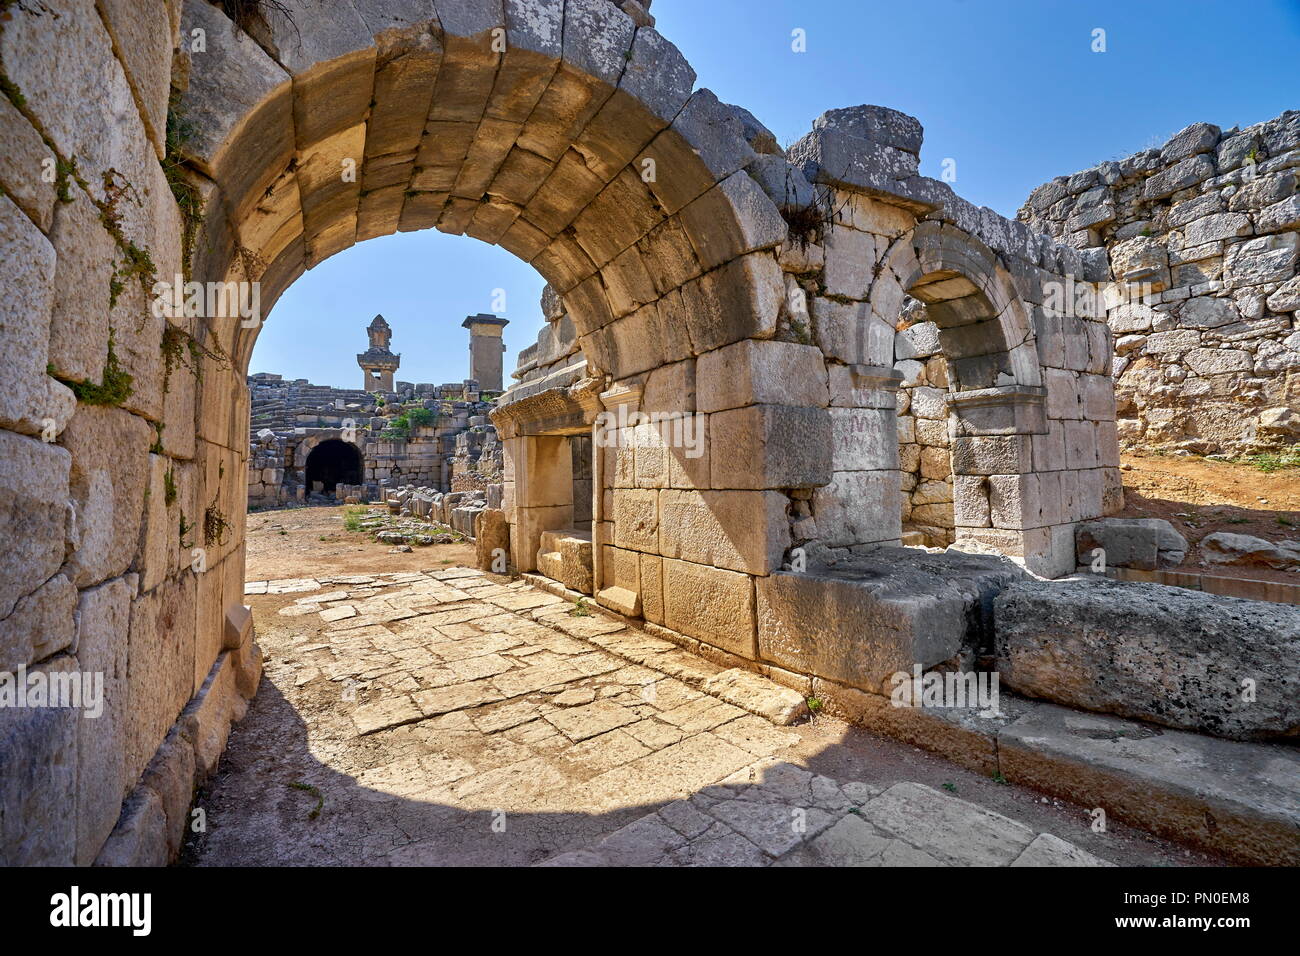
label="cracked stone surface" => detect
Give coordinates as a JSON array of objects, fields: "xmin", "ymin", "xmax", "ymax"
[{"xmin": 183, "ymin": 563, "xmax": 1189, "ymax": 867}]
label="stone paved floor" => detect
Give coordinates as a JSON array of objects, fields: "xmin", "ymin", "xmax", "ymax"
[{"xmin": 185, "ymin": 566, "xmax": 1132, "ymax": 866}]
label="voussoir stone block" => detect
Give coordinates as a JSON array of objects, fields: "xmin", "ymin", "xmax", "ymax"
[
  {"xmin": 681, "ymin": 252, "xmax": 784, "ymax": 356},
  {"xmin": 696, "ymin": 339, "xmax": 829, "ymax": 412},
  {"xmin": 678, "ymin": 170, "xmax": 788, "ymax": 272}
]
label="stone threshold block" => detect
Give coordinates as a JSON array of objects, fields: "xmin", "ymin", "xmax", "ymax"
[
  {"xmin": 756, "ymin": 547, "xmax": 1026, "ymax": 692},
  {"xmin": 998, "ymin": 701, "xmax": 1300, "ymax": 866}
]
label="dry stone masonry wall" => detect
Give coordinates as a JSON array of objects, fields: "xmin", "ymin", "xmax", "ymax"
[{"xmin": 1018, "ymin": 112, "xmax": 1300, "ymax": 454}]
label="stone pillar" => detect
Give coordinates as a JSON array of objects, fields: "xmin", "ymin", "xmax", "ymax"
[
  {"xmin": 357, "ymin": 314, "xmax": 400, "ymax": 392},
  {"xmin": 462, "ymin": 314, "xmax": 509, "ymax": 392}
]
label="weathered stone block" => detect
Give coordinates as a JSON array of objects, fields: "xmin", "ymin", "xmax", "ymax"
[
  {"xmin": 93, "ymin": 785, "xmax": 168, "ymax": 867},
  {"xmin": 0, "ymin": 430, "xmax": 71, "ymax": 621},
  {"xmin": 680, "ymin": 253, "xmax": 783, "ymax": 356},
  {"xmin": 811, "ymin": 470, "xmax": 901, "ymax": 547},
  {"xmin": 0, "ymin": 95, "xmax": 56, "ymax": 233},
  {"xmin": 828, "ymin": 407, "xmax": 898, "ymax": 471},
  {"xmin": 61, "ymin": 405, "xmax": 154, "ymax": 588},
  {"xmin": 0, "ymin": 655, "xmax": 79, "ymax": 865},
  {"xmin": 677, "ymin": 171, "xmax": 787, "ymax": 272},
  {"xmin": 0, "ymin": 572, "xmax": 75, "ymax": 680},
  {"xmin": 126, "ymin": 575, "xmax": 197, "ymax": 784},
  {"xmin": 659, "ymin": 488, "xmax": 789, "ymax": 575},
  {"xmin": 812, "ymin": 297, "xmax": 893, "ymax": 366},
  {"xmin": 662, "ymin": 558, "xmax": 756, "ymax": 658},
  {"xmin": 72, "ymin": 574, "xmax": 132, "ymax": 863},
  {"xmin": 0, "ymin": 194, "xmax": 59, "ymax": 437},
  {"xmin": 708, "ymin": 404, "xmax": 832, "ymax": 489},
  {"xmin": 757, "ymin": 549, "xmax": 1024, "ymax": 692},
  {"xmin": 995, "ymin": 579, "xmax": 1300, "ymax": 740},
  {"xmin": 612, "ymin": 488, "xmax": 659, "ymax": 553},
  {"xmin": 1075, "ymin": 518, "xmax": 1187, "ymax": 570},
  {"xmin": 696, "ymin": 339, "xmax": 829, "ymax": 412}
]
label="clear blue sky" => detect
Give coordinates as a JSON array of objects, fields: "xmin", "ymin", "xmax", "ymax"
[{"xmin": 252, "ymin": 0, "xmax": 1300, "ymax": 388}]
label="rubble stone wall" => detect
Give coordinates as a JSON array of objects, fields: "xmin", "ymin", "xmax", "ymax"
[
  {"xmin": 247, "ymin": 376, "xmax": 502, "ymax": 507},
  {"xmin": 894, "ymin": 319, "xmax": 955, "ymax": 546},
  {"xmin": 1017, "ymin": 113, "xmax": 1300, "ymax": 454}
]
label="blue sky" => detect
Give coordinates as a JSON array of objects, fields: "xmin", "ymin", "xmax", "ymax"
[{"xmin": 252, "ymin": 0, "xmax": 1300, "ymax": 388}]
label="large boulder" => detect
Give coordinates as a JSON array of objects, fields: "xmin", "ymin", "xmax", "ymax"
[
  {"xmin": 994, "ymin": 578, "xmax": 1300, "ymax": 740},
  {"xmin": 1199, "ymin": 532, "xmax": 1300, "ymax": 570},
  {"xmin": 1075, "ymin": 517, "xmax": 1187, "ymax": 570}
]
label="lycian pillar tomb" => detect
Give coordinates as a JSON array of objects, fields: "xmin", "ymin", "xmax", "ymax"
[{"xmin": 357, "ymin": 314, "xmax": 401, "ymax": 392}]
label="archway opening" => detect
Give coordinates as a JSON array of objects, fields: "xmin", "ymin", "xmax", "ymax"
[{"xmin": 304, "ymin": 439, "xmax": 363, "ymax": 496}]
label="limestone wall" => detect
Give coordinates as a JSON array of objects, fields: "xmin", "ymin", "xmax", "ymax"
[
  {"xmin": 1017, "ymin": 113, "xmax": 1300, "ymax": 454},
  {"xmin": 247, "ymin": 378, "xmax": 502, "ymax": 506},
  {"xmin": 498, "ymin": 99, "xmax": 1125, "ymax": 682},
  {"xmin": 0, "ymin": 0, "xmax": 259, "ymax": 865}
]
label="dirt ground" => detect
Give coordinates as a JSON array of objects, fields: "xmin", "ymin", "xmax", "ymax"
[
  {"xmin": 245, "ymin": 505, "xmax": 479, "ymax": 581},
  {"xmin": 199, "ymin": 503, "xmax": 1226, "ymax": 867},
  {"xmin": 1116, "ymin": 451, "xmax": 1300, "ymax": 582}
]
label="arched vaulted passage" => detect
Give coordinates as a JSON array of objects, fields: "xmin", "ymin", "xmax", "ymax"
[
  {"xmin": 175, "ymin": 0, "xmax": 793, "ymax": 593},
  {"xmin": 303, "ymin": 438, "xmax": 363, "ymax": 494},
  {"xmin": 177, "ymin": 0, "xmax": 783, "ymax": 382},
  {"xmin": 0, "ymin": 0, "xmax": 1126, "ymax": 865}
]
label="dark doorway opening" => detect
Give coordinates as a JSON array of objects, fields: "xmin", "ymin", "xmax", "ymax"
[{"xmin": 305, "ymin": 439, "xmax": 362, "ymax": 496}]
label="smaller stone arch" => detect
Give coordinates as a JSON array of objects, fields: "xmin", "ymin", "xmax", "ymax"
[
  {"xmin": 302, "ymin": 438, "xmax": 364, "ymax": 496},
  {"xmin": 888, "ymin": 221, "xmax": 1043, "ymax": 393},
  {"xmin": 878, "ymin": 222, "xmax": 1070, "ymax": 571}
]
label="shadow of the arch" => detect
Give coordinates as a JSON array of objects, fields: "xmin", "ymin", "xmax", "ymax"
[{"xmin": 176, "ymin": 650, "xmax": 1156, "ymax": 867}]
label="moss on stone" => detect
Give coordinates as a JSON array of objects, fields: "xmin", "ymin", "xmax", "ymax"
[{"xmin": 49, "ymin": 330, "xmax": 135, "ymax": 407}]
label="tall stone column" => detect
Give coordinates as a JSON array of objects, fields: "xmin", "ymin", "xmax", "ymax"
[{"xmin": 462, "ymin": 314, "xmax": 509, "ymax": 392}]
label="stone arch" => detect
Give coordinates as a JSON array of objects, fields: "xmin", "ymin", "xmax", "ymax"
[
  {"xmin": 0, "ymin": 0, "xmax": 1131, "ymax": 866},
  {"xmin": 175, "ymin": 0, "xmax": 787, "ymax": 386},
  {"xmin": 875, "ymin": 221, "xmax": 1055, "ymax": 568},
  {"xmin": 303, "ymin": 438, "xmax": 364, "ymax": 495},
  {"xmin": 887, "ymin": 221, "xmax": 1043, "ymax": 392},
  {"xmin": 173, "ymin": 0, "xmax": 793, "ymax": 620}
]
